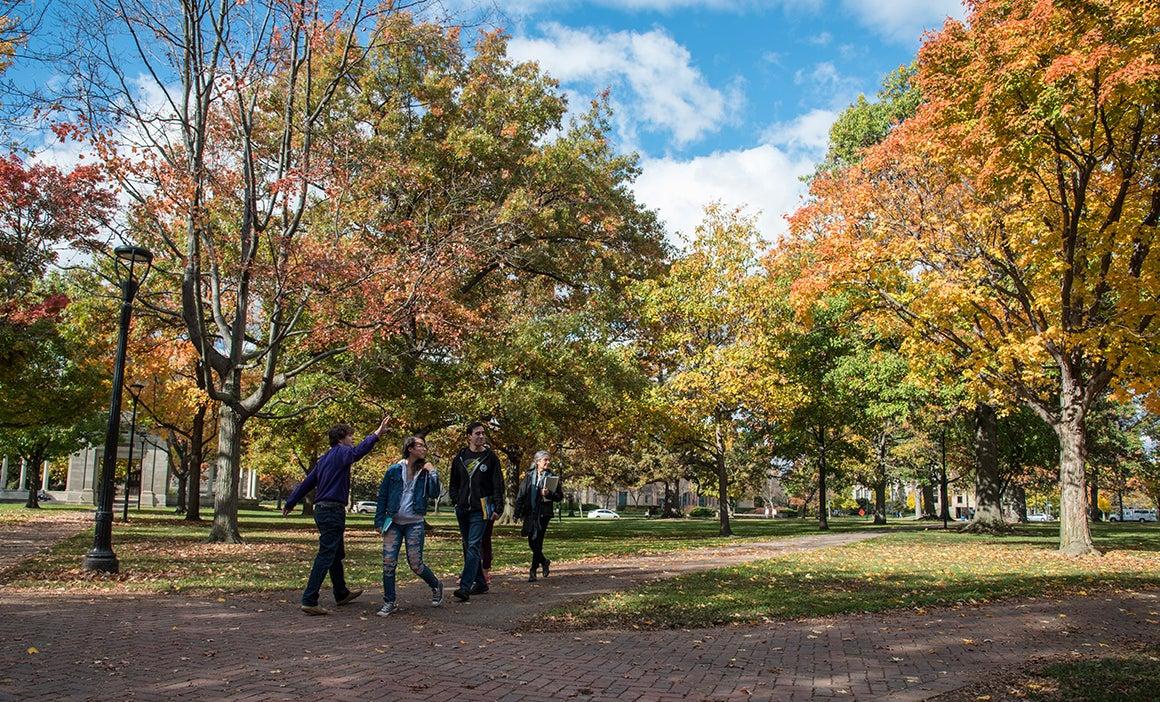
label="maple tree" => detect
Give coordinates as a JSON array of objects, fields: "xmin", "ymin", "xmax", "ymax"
[
  {"xmin": 635, "ymin": 206, "xmax": 771, "ymax": 536},
  {"xmin": 0, "ymin": 154, "xmax": 114, "ymax": 334},
  {"xmin": 789, "ymin": 0, "xmax": 1159, "ymax": 555},
  {"xmin": 125, "ymin": 330, "xmax": 216, "ymax": 521}
]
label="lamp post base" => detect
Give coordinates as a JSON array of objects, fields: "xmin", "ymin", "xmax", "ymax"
[{"xmin": 81, "ymin": 549, "xmax": 119, "ymax": 573}]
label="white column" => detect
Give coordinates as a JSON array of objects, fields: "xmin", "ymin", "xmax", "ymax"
[
  {"xmin": 148, "ymin": 442, "xmax": 159, "ymax": 504},
  {"xmin": 17, "ymin": 458, "xmax": 27, "ymax": 491},
  {"xmin": 1, "ymin": 456, "xmax": 8, "ymax": 489},
  {"xmin": 41, "ymin": 460, "xmax": 50, "ymax": 491}
]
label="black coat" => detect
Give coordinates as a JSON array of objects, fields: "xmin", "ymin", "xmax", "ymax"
[{"xmin": 514, "ymin": 470, "xmax": 564, "ymax": 538}]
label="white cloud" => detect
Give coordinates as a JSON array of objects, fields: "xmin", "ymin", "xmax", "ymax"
[
  {"xmin": 793, "ymin": 61, "xmax": 863, "ymax": 108},
  {"xmin": 761, "ymin": 108, "xmax": 838, "ymax": 155},
  {"xmin": 807, "ymin": 31, "xmax": 832, "ymax": 45},
  {"xmin": 633, "ymin": 144, "xmax": 815, "ymax": 243},
  {"xmin": 841, "ymin": 0, "xmax": 965, "ymax": 44},
  {"xmin": 509, "ymin": 24, "xmax": 737, "ymax": 146}
]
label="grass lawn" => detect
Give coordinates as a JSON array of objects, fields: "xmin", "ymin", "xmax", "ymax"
[
  {"xmin": 0, "ymin": 505, "xmax": 887, "ymax": 593},
  {"xmin": 0, "ymin": 501, "xmax": 89, "ymax": 522},
  {"xmin": 936, "ymin": 643, "xmax": 1160, "ymax": 702},
  {"xmin": 544, "ymin": 523, "xmax": 1160, "ymax": 630}
]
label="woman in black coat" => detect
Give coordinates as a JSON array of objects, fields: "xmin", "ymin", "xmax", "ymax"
[{"xmin": 514, "ymin": 450, "xmax": 564, "ymax": 582}]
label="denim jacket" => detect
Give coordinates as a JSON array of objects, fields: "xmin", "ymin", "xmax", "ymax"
[{"xmin": 374, "ymin": 461, "xmax": 439, "ymax": 532}]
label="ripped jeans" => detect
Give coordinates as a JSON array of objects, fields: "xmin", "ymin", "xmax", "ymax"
[{"xmin": 381, "ymin": 520, "xmax": 440, "ymax": 603}]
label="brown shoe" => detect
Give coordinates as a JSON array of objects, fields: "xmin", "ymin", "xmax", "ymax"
[
  {"xmin": 335, "ymin": 589, "xmax": 363, "ymax": 607},
  {"xmin": 300, "ymin": 604, "xmax": 329, "ymax": 615}
]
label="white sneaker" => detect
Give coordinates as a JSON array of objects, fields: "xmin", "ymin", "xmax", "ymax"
[
  {"xmin": 431, "ymin": 582, "xmax": 444, "ymax": 607},
  {"xmin": 375, "ymin": 602, "xmax": 398, "ymax": 617}
]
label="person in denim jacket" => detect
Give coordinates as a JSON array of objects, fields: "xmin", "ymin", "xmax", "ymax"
[{"xmin": 373, "ymin": 435, "xmax": 443, "ymax": 616}]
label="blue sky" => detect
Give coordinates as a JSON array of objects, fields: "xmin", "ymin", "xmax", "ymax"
[
  {"xmin": 14, "ymin": 0, "xmax": 966, "ymax": 243},
  {"xmin": 478, "ymin": 0, "xmax": 966, "ymax": 240}
]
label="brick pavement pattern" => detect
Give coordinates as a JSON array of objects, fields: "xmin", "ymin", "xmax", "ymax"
[
  {"xmin": 2, "ymin": 585, "xmax": 1157, "ymax": 700},
  {"xmin": 1, "ymin": 524, "xmax": 1158, "ymax": 701},
  {"xmin": 0, "ymin": 511, "xmax": 89, "ymax": 579}
]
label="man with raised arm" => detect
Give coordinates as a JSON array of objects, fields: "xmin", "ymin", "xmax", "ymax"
[{"xmin": 283, "ymin": 416, "xmax": 389, "ymax": 615}]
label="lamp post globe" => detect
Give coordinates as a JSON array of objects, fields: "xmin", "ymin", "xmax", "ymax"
[{"xmin": 81, "ymin": 245, "xmax": 153, "ymax": 573}]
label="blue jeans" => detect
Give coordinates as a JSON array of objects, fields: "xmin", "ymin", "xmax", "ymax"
[
  {"xmin": 302, "ymin": 501, "xmax": 350, "ymax": 606},
  {"xmin": 456, "ymin": 507, "xmax": 486, "ymax": 591},
  {"xmin": 381, "ymin": 521, "xmax": 440, "ymax": 603}
]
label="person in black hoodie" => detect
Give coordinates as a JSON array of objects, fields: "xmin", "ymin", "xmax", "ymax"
[
  {"xmin": 514, "ymin": 450, "xmax": 564, "ymax": 582},
  {"xmin": 448, "ymin": 421, "xmax": 505, "ymax": 602}
]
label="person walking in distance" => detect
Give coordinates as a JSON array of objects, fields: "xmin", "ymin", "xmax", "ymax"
[
  {"xmin": 373, "ymin": 436, "xmax": 444, "ymax": 616},
  {"xmin": 283, "ymin": 416, "xmax": 389, "ymax": 615},
  {"xmin": 449, "ymin": 421, "xmax": 505, "ymax": 602},
  {"xmin": 514, "ymin": 450, "xmax": 564, "ymax": 582}
]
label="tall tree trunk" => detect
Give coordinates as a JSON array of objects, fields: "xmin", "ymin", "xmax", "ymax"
[
  {"xmin": 873, "ymin": 482, "xmax": 887, "ymax": 525},
  {"xmin": 964, "ymin": 403, "xmax": 1008, "ymax": 533},
  {"xmin": 873, "ymin": 434, "xmax": 888, "ymax": 525},
  {"xmin": 922, "ymin": 483, "xmax": 937, "ymax": 518},
  {"xmin": 24, "ymin": 450, "xmax": 44, "ymax": 509},
  {"xmin": 816, "ymin": 437, "xmax": 829, "ymax": 531},
  {"xmin": 168, "ymin": 437, "xmax": 188, "ymax": 513},
  {"xmin": 175, "ymin": 469, "xmax": 188, "ymax": 513},
  {"xmin": 300, "ymin": 451, "xmax": 318, "ymax": 516},
  {"xmin": 186, "ymin": 404, "xmax": 206, "ymax": 522},
  {"xmin": 714, "ymin": 423, "xmax": 733, "ymax": 536},
  {"xmin": 1056, "ymin": 405, "xmax": 1096, "ymax": 555},
  {"xmin": 208, "ymin": 402, "xmax": 245, "ymax": 543},
  {"xmin": 1088, "ymin": 464, "xmax": 1101, "ymax": 521},
  {"xmin": 1013, "ymin": 484, "xmax": 1028, "ymax": 523},
  {"xmin": 661, "ymin": 478, "xmax": 678, "ymax": 518},
  {"xmin": 497, "ymin": 448, "xmax": 523, "ymax": 526}
]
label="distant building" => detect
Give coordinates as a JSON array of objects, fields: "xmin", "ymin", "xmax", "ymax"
[
  {"xmin": 573, "ymin": 478, "xmax": 762, "ymax": 512},
  {"xmin": 1, "ymin": 434, "xmax": 263, "ymax": 507}
]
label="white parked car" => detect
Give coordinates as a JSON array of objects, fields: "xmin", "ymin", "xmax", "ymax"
[
  {"xmin": 586, "ymin": 508, "xmax": 620, "ymax": 519},
  {"xmin": 1108, "ymin": 508, "xmax": 1158, "ymax": 523},
  {"xmin": 1026, "ymin": 512, "xmax": 1054, "ymax": 522},
  {"xmin": 353, "ymin": 501, "xmax": 376, "ymax": 514}
]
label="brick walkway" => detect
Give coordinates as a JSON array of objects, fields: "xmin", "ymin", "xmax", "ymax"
[
  {"xmin": 2, "ymin": 539, "xmax": 1157, "ymax": 701},
  {"xmin": 0, "ymin": 510, "xmax": 89, "ymax": 579}
]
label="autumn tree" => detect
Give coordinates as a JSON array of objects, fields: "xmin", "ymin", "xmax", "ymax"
[
  {"xmin": 71, "ymin": 2, "xmax": 483, "ymax": 542},
  {"xmin": 790, "ymin": 0, "xmax": 1159, "ymax": 555},
  {"xmin": 0, "ymin": 274, "xmax": 107, "ymax": 507},
  {"xmin": 125, "ymin": 332, "xmax": 216, "ymax": 520},
  {"xmin": 635, "ymin": 206, "xmax": 772, "ymax": 536},
  {"xmin": 0, "ymin": 156, "xmax": 116, "ymax": 495}
]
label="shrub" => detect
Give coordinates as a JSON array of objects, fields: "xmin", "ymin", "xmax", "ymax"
[{"xmin": 687, "ymin": 507, "xmax": 716, "ymax": 518}]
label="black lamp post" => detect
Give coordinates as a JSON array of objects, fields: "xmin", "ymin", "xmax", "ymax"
[
  {"xmin": 122, "ymin": 381, "xmax": 145, "ymax": 522},
  {"xmin": 82, "ymin": 245, "xmax": 153, "ymax": 573}
]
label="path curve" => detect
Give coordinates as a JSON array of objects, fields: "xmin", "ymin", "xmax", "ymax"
[
  {"xmin": 0, "ymin": 510, "xmax": 90, "ymax": 579},
  {"xmin": 453, "ymin": 529, "xmax": 884, "ymax": 630}
]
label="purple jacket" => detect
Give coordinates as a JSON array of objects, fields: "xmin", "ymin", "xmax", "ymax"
[{"xmin": 285, "ymin": 434, "xmax": 378, "ymax": 510}]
